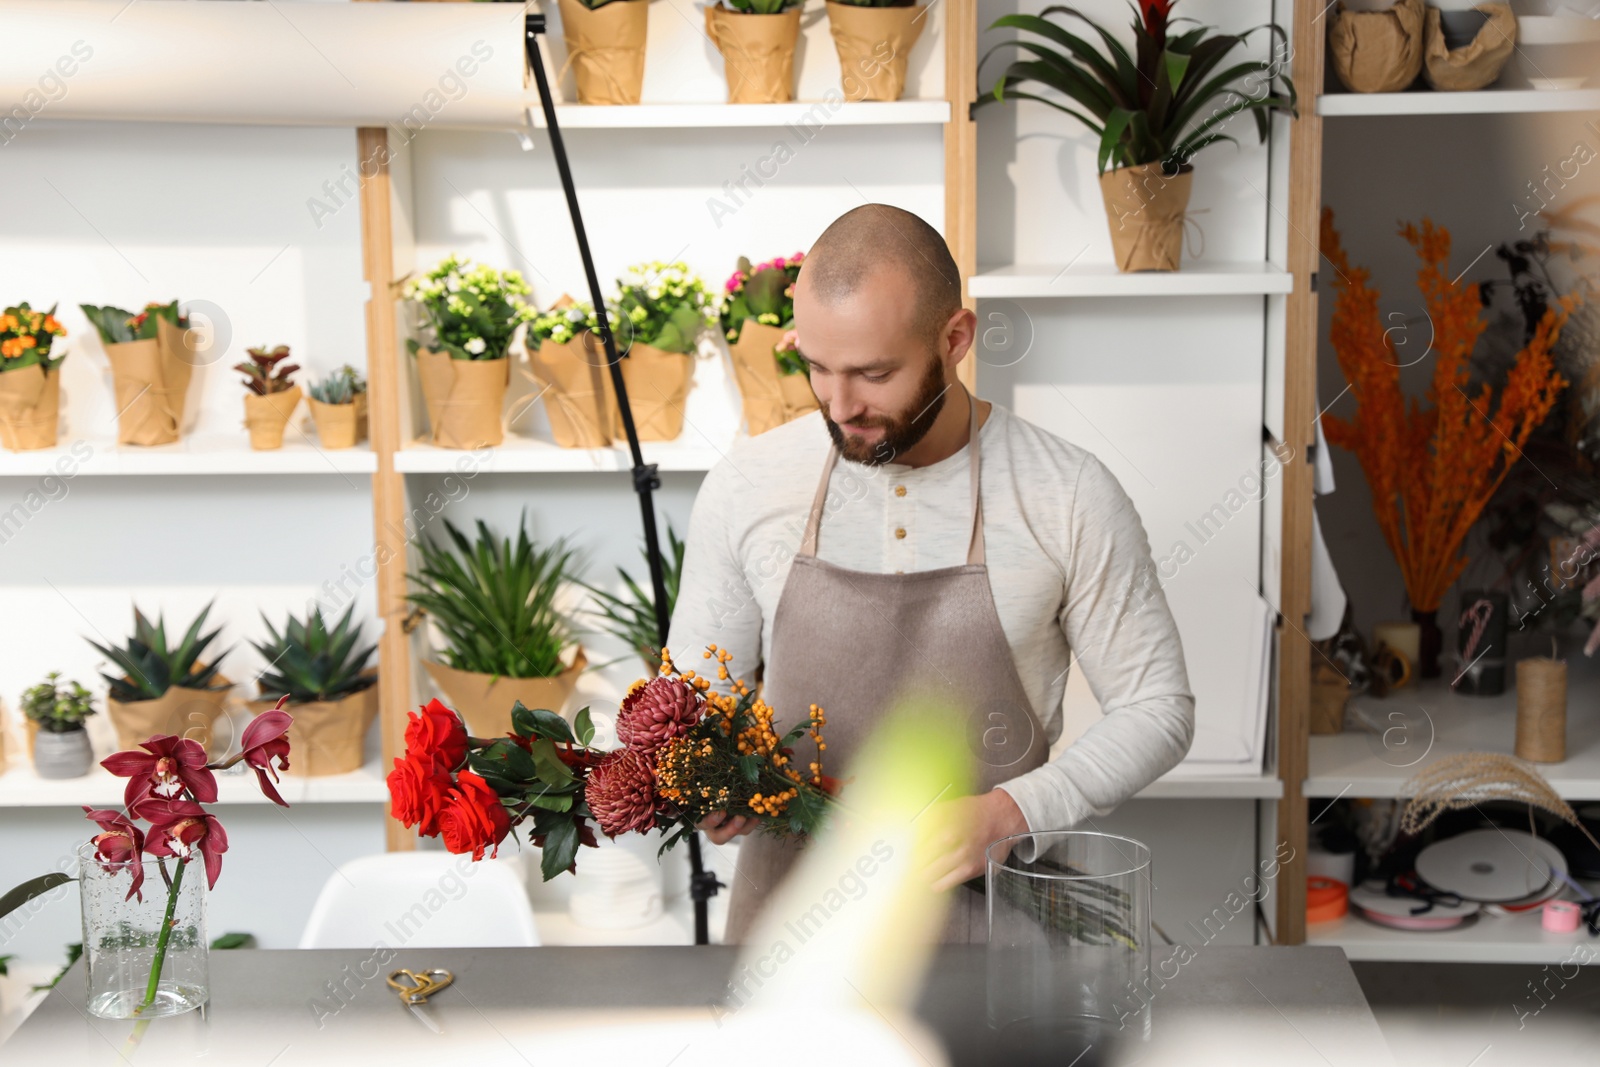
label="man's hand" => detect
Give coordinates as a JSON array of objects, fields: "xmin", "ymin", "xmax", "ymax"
[
  {"xmin": 918, "ymin": 789, "xmax": 1031, "ymax": 893},
  {"xmin": 697, "ymin": 811, "xmax": 758, "ymax": 846}
]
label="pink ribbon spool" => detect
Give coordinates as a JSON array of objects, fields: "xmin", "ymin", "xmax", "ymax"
[{"xmin": 1542, "ymin": 899, "xmax": 1582, "ymax": 933}]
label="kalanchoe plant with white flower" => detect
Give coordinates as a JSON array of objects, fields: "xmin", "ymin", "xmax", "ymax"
[
  {"xmin": 613, "ymin": 260, "xmax": 718, "ymax": 356},
  {"xmin": 526, "ymin": 301, "xmax": 601, "ymax": 349},
  {"xmin": 403, "ymin": 254, "xmax": 536, "ymax": 362}
]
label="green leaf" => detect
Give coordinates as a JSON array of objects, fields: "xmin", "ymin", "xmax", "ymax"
[
  {"xmin": 210, "ymin": 932, "xmax": 256, "ymax": 950},
  {"xmin": 737, "ymin": 754, "xmax": 761, "ymax": 784},
  {"xmin": 573, "ymin": 706, "xmax": 595, "ymax": 747},
  {"xmin": 0, "ymin": 873, "xmax": 73, "ymax": 921},
  {"xmin": 528, "ymin": 737, "xmax": 576, "ymax": 786},
  {"xmin": 471, "ymin": 738, "xmax": 538, "ymax": 782},
  {"xmin": 538, "ymin": 817, "xmax": 581, "ymax": 881},
  {"xmin": 510, "ymin": 700, "xmax": 575, "ymax": 744},
  {"xmin": 523, "ymin": 790, "xmax": 575, "ymax": 813}
]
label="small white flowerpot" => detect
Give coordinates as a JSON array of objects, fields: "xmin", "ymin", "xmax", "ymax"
[{"xmin": 34, "ymin": 727, "xmax": 93, "ymax": 779}]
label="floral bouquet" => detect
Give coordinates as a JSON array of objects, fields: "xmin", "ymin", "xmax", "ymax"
[
  {"xmin": 718, "ymin": 252, "xmax": 818, "ymax": 434},
  {"xmin": 0, "ymin": 302, "xmax": 68, "ymax": 451},
  {"xmin": 389, "ymin": 645, "xmax": 837, "ymax": 881}
]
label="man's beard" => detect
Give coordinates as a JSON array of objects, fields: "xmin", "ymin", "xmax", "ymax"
[{"xmin": 824, "ymin": 355, "xmax": 951, "ymax": 466}]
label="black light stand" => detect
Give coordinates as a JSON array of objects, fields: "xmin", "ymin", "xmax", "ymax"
[{"xmin": 523, "ymin": 14, "xmax": 721, "ymax": 945}]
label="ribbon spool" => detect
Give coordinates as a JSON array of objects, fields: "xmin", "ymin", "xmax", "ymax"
[{"xmin": 1307, "ymin": 876, "xmax": 1349, "ymax": 923}]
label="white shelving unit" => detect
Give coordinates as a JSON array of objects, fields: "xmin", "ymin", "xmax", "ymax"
[
  {"xmin": 970, "ymin": 261, "xmax": 1294, "ymax": 299},
  {"xmin": 395, "ymin": 435, "xmax": 733, "ymax": 475},
  {"xmin": 1307, "ymin": 901, "xmax": 1600, "ymax": 965},
  {"xmin": 1318, "ymin": 87, "xmax": 1600, "ymax": 117},
  {"xmin": 524, "ymin": 100, "xmax": 950, "ymax": 129},
  {"xmin": 0, "ymin": 437, "xmax": 377, "ymax": 477},
  {"xmin": 0, "ymin": 757, "xmax": 388, "ymax": 808}
]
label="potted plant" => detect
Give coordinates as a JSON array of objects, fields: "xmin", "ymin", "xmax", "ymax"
[
  {"xmin": 246, "ymin": 605, "xmax": 378, "ymax": 777},
  {"xmin": 0, "ymin": 303, "xmax": 68, "ymax": 452},
  {"xmin": 403, "ymin": 255, "xmax": 534, "ymax": 450},
  {"xmin": 608, "ymin": 261, "xmax": 717, "ymax": 441},
  {"xmin": 235, "ymin": 344, "xmax": 303, "ymax": 450},
  {"xmin": 556, "ymin": 0, "xmax": 649, "ymax": 104},
  {"xmin": 22, "ymin": 672, "xmax": 96, "ymax": 779},
  {"xmin": 407, "ymin": 516, "xmax": 588, "ymax": 739},
  {"xmin": 825, "ymin": 0, "xmax": 925, "ymax": 102},
  {"xmin": 976, "ymin": 1, "xmax": 1296, "ymax": 272},
  {"xmin": 80, "ymin": 301, "xmax": 194, "ymax": 445},
  {"xmin": 306, "ymin": 364, "xmax": 368, "ymax": 449},
  {"xmin": 579, "ymin": 522, "xmax": 685, "ymax": 673},
  {"xmin": 704, "ymin": 0, "xmax": 804, "ymax": 103},
  {"xmin": 87, "ymin": 603, "xmax": 234, "ymax": 754},
  {"xmin": 525, "ymin": 297, "xmax": 616, "ymax": 448},
  {"xmin": 719, "ymin": 252, "xmax": 818, "ymax": 435}
]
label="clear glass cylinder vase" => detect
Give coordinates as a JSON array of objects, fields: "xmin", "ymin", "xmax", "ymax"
[
  {"xmin": 986, "ymin": 830, "xmax": 1152, "ymax": 1046},
  {"xmin": 77, "ymin": 842, "xmax": 209, "ymax": 1019}
]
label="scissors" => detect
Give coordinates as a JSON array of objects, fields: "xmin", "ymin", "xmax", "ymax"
[
  {"xmin": 386, "ymin": 968, "xmax": 455, "ymax": 1006},
  {"xmin": 1388, "ymin": 871, "xmax": 1464, "ymax": 914}
]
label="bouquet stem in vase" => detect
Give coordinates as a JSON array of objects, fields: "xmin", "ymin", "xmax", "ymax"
[{"xmin": 78, "ymin": 843, "xmax": 209, "ymax": 1019}]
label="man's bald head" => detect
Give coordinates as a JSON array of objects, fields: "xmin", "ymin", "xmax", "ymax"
[{"xmin": 798, "ymin": 204, "xmax": 962, "ymax": 353}]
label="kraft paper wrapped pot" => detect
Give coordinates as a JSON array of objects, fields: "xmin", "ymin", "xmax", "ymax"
[
  {"xmin": 1422, "ymin": 3, "xmax": 1514, "ymax": 92},
  {"xmin": 0, "ymin": 363, "xmax": 60, "ymax": 452},
  {"xmin": 308, "ymin": 394, "xmax": 365, "ymax": 449},
  {"xmin": 528, "ymin": 333, "xmax": 619, "ymax": 448},
  {"xmin": 105, "ymin": 317, "xmax": 196, "ymax": 446},
  {"xmin": 1099, "ymin": 162, "xmax": 1193, "ymax": 273},
  {"xmin": 556, "ymin": 0, "xmax": 649, "ymax": 104},
  {"xmin": 415, "ymin": 349, "xmax": 510, "ymax": 449},
  {"xmin": 825, "ymin": 1, "xmax": 925, "ymax": 102},
  {"xmin": 243, "ymin": 386, "xmax": 303, "ymax": 450},
  {"xmin": 247, "ymin": 673, "xmax": 378, "ymax": 777},
  {"xmin": 105, "ymin": 671, "xmax": 233, "ymax": 755},
  {"xmin": 705, "ymin": 4, "xmax": 802, "ymax": 103},
  {"xmin": 726, "ymin": 318, "xmax": 818, "ymax": 435},
  {"xmin": 422, "ymin": 648, "xmax": 588, "ymax": 740},
  {"xmin": 613, "ymin": 342, "xmax": 694, "ymax": 441},
  {"xmin": 1330, "ymin": 0, "xmax": 1425, "ymax": 93}
]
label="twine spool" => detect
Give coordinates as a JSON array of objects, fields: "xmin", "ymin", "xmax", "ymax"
[{"xmin": 1515, "ymin": 656, "xmax": 1567, "ymax": 763}]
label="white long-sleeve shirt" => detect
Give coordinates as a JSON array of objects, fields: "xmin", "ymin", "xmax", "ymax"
[{"xmin": 663, "ymin": 401, "xmax": 1195, "ymax": 835}]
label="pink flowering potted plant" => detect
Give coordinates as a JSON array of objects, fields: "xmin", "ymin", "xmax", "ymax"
[{"xmin": 718, "ymin": 252, "xmax": 818, "ymax": 436}]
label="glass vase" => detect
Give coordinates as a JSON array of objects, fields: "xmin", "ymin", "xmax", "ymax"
[
  {"xmin": 986, "ymin": 831, "xmax": 1152, "ymax": 1048},
  {"xmin": 77, "ymin": 842, "xmax": 209, "ymax": 1019}
]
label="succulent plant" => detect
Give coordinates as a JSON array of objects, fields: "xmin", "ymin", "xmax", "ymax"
[
  {"xmin": 88, "ymin": 603, "xmax": 231, "ymax": 703},
  {"xmin": 308, "ymin": 364, "xmax": 366, "ymax": 405},
  {"xmin": 234, "ymin": 345, "xmax": 300, "ymax": 396},
  {"xmin": 251, "ymin": 604, "xmax": 378, "ymax": 705},
  {"xmin": 21, "ymin": 672, "xmax": 96, "ymax": 733}
]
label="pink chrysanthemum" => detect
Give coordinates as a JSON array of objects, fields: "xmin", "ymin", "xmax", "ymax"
[
  {"xmin": 616, "ymin": 675, "xmax": 701, "ymax": 754},
  {"xmin": 586, "ymin": 749, "xmax": 657, "ymax": 837}
]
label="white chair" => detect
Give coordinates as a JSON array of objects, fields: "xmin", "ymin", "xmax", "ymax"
[{"xmin": 298, "ymin": 852, "xmax": 540, "ymax": 949}]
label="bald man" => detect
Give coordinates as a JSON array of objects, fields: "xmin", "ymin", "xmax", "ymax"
[{"xmin": 665, "ymin": 204, "xmax": 1195, "ymax": 944}]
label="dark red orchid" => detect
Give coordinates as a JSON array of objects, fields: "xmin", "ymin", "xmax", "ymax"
[
  {"xmin": 102, "ymin": 734, "xmax": 218, "ymax": 814},
  {"xmin": 141, "ymin": 797, "xmax": 229, "ymax": 890},
  {"xmin": 241, "ymin": 699, "xmax": 293, "ymax": 807},
  {"xmin": 83, "ymin": 807, "xmax": 148, "ymax": 902}
]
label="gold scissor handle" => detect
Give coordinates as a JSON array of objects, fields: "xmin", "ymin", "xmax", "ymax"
[{"xmin": 386, "ymin": 968, "xmax": 454, "ymax": 1006}]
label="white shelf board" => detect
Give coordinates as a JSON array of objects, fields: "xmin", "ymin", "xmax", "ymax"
[
  {"xmin": 0, "ymin": 435, "xmax": 377, "ymax": 477},
  {"xmin": 1318, "ymin": 88, "xmax": 1600, "ymax": 117},
  {"xmin": 1307, "ymin": 904, "xmax": 1598, "ymax": 965},
  {"xmin": 0, "ymin": 757, "xmax": 389, "ymax": 808},
  {"xmin": 1135, "ymin": 770, "xmax": 1282, "ymax": 799},
  {"xmin": 969, "ymin": 261, "xmax": 1294, "ymax": 299},
  {"xmin": 396, "ymin": 435, "xmax": 733, "ymax": 474},
  {"xmin": 524, "ymin": 100, "xmax": 950, "ymax": 130},
  {"xmin": 1306, "ymin": 661, "xmax": 1600, "ymax": 800}
]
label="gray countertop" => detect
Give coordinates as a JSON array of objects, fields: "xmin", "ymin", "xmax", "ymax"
[{"xmin": 6, "ymin": 945, "xmax": 1395, "ymax": 1066}]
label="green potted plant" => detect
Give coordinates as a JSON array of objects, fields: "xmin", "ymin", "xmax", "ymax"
[
  {"xmin": 403, "ymin": 255, "xmax": 535, "ymax": 450},
  {"xmin": 234, "ymin": 344, "xmax": 303, "ymax": 450},
  {"xmin": 22, "ymin": 672, "xmax": 96, "ymax": 779},
  {"xmin": 408, "ymin": 515, "xmax": 587, "ymax": 739},
  {"xmin": 306, "ymin": 364, "xmax": 368, "ymax": 449},
  {"xmin": 80, "ymin": 301, "xmax": 194, "ymax": 445},
  {"xmin": 976, "ymin": 0, "xmax": 1296, "ymax": 272},
  {"xmin": 607, "ymin": 261, "xmax": 717, "ymax": 441},
  {"xmin": 247, "ymin": 605, "xmax": 378, "ymax": 777},
  {"xmin": 719, "ymin": 252, "xmax": 818, "ymax": 435},
  {"xmin": 556, "ymin": 0, "xmax": 649, "ymax": 104},
  {"xmin": 579, "ymin": 522, "xmax": 685, "ymax": 673},
  {"xmin": 525, "ymin": 297, "xmax": 614, "ymax": 448},
  {"xmin": 86, "ymin": 603, "xmax": 234, "ymax": 755},
  {"xmin": 824, "ymin": 0, "xmax": 925, "ymax": 102},
  {"xmin": 0, "ymin": 303, "xmax": 67, "ymax": 452},
  {"xmin": 704, "ymin": 0, "xmax": 804, "ymax": 103}
]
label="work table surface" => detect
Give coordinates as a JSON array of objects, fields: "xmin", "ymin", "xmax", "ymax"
[{"xmin": 6, "ymin": 945, "xmax": 1394, "ymax": 1066}]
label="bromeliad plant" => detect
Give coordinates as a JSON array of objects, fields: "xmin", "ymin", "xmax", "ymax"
[
  {"xmin": 79, "ymin": 301, "xmax": 186, "ymax": 345},
  {"xmin": 578, "ymin": 522, "xmax": 685, "ymax": 673},
  {"xmin": 387, "ymin": 644, "xmax": 836, "ymax": 880},
  {"xmin": 613, "ymin": 261, "xmax": 719, "ymax": 356},
  {"xmin": 89, "ymin": 604, "xmax": 231, "ymax": 704},
  {"xmin": 234, "ymin": 345, "xmax": 299, "ymax": 396},
  {"xmin": 403, "ymin": 254, "xmax": 537, "ymax": 362},
  {"xmin": 0, "ymin": 303, "xmax": 67, "ymax": 371},
  {"xmin": 23, "ymin": 672, "xmax": 97, "ymax": 733},
  {"xmin": 251, "ymin": 605, "xmax": 378, "ymax": 705}
]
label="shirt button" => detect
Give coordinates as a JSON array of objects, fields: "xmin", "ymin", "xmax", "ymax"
[
  {"xmin": 895, "ymin": 527, "xmax": 907, "ymax": 539},
  {"xmin": 894, "ymin": 485, "xmax": 906, "ymax": 497}
]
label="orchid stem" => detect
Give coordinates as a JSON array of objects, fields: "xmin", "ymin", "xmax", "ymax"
[{"xmin": 134, "ymin": 858, "xmax": 186, "ymax": 1016}]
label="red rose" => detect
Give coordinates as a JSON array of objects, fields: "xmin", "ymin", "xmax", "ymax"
[
  {"xmin": 405, "ymin": 699, "xmax": 468, "ymax": 772},
  {"xmin": 387, "ymin": 751, "xmax": 452, "ymax": 837},
  {"xmin": 437, "ymin": 770, "xmax": 511, "ymax": 861}
]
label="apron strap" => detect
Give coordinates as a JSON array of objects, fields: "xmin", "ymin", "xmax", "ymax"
[{"xmin": 799, "ymin": 387, "xmax": 985, "ymax": 564}]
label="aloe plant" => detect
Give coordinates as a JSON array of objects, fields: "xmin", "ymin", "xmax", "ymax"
[
  {"xmin": 975, "ymin": 1, "xmax": 1296, "ymax": 175},
  {"xmin": 408, "ymin": 516, "xmax": 580, "ymax": 679},
  {"xmin": 235, "ymin": 345, "xmax": 300, "ymax": 396},
  {"xmin": 308, "ymin": 364, "xmax": 366, "ymax": 405},
  {"xmin": 578, "ymin": 523, "xmax": 685, "ymax": 673},
  {"xmin": 88, "ymin": 603, "xmax": 231, "ymax": 702},
  {"xmin": 252, "ymin": 605, "xmax": 378, "ymax": 705}
]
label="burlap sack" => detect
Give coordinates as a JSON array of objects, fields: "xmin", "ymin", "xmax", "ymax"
[
  {"xmin": 557, "ymin": 0, "xmax": 649, "ymax": 105},
  {"xmin": 614, "ymin": 342, "xmax": 694, "ymax": 441},
  {"xmin": 1099, "ymin": 162, "xmax": 1194, "ymax": 272},
  {"xmin": 527, "ymin": 334, "xmax": 618, "ymax": 448},
  {"xmin": 247, "ymin": 673, "xmax": 378, "ymax": 777},
  {"xmin": 727, "ymin": 318, "xmax": 818, "ymax": 435},
  {"xmin": 1330, "ymin": 0, "xmax": 1424, "ymax": 94},
  {"xmin": 705, "ymin": 4, "xmax": 801, "ymax": 104},
  {"xmin": 105, "ymin": 671, "xmax": 233, "ymax": 754},
  {"xmin": 416, "ymin": 349, "xmax": 509, "ymax": 449},
  {"xmin": 105, "ymin": 318, "xmax": 195, "ymax": 446},
  {"xmin": 825, "ymin": 2, "xmax": 924, "ymax": 102},
  {"xmin": 422, "ymin": 648, "xmax": 588, "ymax": 740},
  {"xmin": 243, "ymin": 385, "xmax": 303, "ymax": 450},
  {"xmin": 309, "ymin": 397, "xmax": 362, "ymax": 449},
  {"xmin": 0, "ymin": 364, "xmax": 60, "ymax": 452},
  {"xmin": 1423, "ymin": 4, "xmax": 1514, "ymax": 92}
]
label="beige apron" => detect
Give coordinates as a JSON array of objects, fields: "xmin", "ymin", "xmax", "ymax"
[{"xmin": 722, "ymin": 388, "xmax": 1050, "ymax": 944}]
